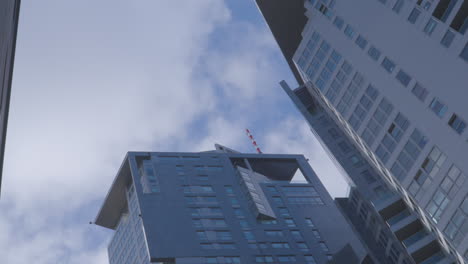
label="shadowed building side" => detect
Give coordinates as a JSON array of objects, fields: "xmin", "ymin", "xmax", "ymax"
[
  {"xmin": 254, "ymin": 0, "xmax": 307, "ymax": 85},
  {"xmin": 0, "ymin": 0, "xmax": 21, "ymax": 192}
]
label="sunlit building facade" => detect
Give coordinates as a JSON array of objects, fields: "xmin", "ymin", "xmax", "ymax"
[
  {"xmin": 256, "ymin": 0, "xmax": 468, "ymax": 263},
  {"xmin": 95, "ymin": 145, "xmax": 373, "ymax": 263}
]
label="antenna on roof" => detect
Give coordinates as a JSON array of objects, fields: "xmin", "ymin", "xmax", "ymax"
[{"xmin": 246, "ymin": 129, "xmax": 263, "ymax": 154}]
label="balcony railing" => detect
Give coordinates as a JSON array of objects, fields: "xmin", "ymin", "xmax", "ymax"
[
  {"xmin": 402, "ymin": 229, "xmax": 428, "ymax": 248},
  {"xmin": 387, "ymin": 209, "xmax": 411, "ymax": 226},
  {"xmin": 419, "ymin": 251, "xmax": 445, "ymax": 264}
]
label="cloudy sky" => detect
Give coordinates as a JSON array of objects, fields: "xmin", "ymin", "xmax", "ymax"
[{"xmin": 1, "ymin": 0, "xmax": 349, "ymax": 263}]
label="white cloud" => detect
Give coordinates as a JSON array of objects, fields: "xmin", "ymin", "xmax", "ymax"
[{"xmin": 0, "ymin": 0, "xmax": 348, "ymax": 263}]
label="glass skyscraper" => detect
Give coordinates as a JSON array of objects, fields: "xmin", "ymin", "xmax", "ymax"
[
  {"xmin": 256, "ymin": 0, "xmax": 468, "ymax": 263},
  {"xmin": 0, "ymin": 0, "xmax": 21, "ymax": 189},
  {"xmin": 95, "ymin": 144, "xmax": 374, "ymax": 263}
]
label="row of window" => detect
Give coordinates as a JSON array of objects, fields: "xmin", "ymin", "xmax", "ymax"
[
  {"xmin": 426, "ymin": 164, "xmax": 466, "ymax": 223},
  {"xmin": 408, "ymin": 146, "xmax": 447, "ymax": 196},
  {"xmin": 321, "ymin": 8, "xmax": 468, "ymax": 135},
  {"xmin": 348, "ymin": 84, "xmax": 380, "ymax": 131},
  {"xmin": 376, "ymin": 0, "xmax": 468, "ymax": 60},
  {"xmin": 254, "ymin": 254, "xmax": 318, "ymax": 264},
  {"xmin": 390, "ymin": 128, "xmax": 428, "ymax": 180}
]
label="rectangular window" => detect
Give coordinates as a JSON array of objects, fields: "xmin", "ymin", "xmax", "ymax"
[
  {"xmin": 243, "ymin": 231, "xmax": 255, "ymax": 240},
  {"xmin": 396, "ymin": 70, "xmax": 411, "ymax": 87},
  {"xmin": 411, "ymin": 83, "xmax": 429, "ymax": 102},
  {"xmin": 460, "ymin": 43, "xmax": 468, "ymax": 62},
  {"xmin": 284, "ymin": 218, "xmax": 296, "ymax": 227},
  {"xmin": 265, "ymin": 230, "xmax": 284, "ymax": 237},
  {"xmin": 319, "ymin": 242, "xmax": 329, "ymax": 252},
  {"xmin": 409, "ymin": 147, "xmax": 446, "ymax": 195},
  {"xmin": 271, "ymin": 242, "xmax": 290, "ymax": 249},
  {"xmin": 278, "ymin": 256, "xmax": 296, "ymax": 262},
  {"xmin": 272, "ymin": 196, "xmax": 284, "ymax": 206},
  {"xmin": 444, "ymin": 196, "xmax": 468, "ymax": 245},
  {"xmin": 393, "ymin": 0, "xmax": 405, "ymax": 13},
  {"xmin": 291, "ymin": 230, "xmax": 303, "ymax": 240},
  {"xmin": 258, "ymin": 219, "xmax": 277, "ymax": 225},
  {"xmin": 355, "ymin": 35, "xmax": 368, "ymax": 49},
  {"xmin": 297, "ymin": 242, "xmax": 310, "ymax": 251},
  {"xmin": 305, "ymin": 255, "xmax": 317, "ymax": 264},
  {"xmin": 255, "ymin": 256, "xmax": 274, "ymax": 263},
  {"xmin": 381, "ymin": 57, "xmax": 396, "ymax": 73},
  {"xmin": 429, "ymin": 98, "xmax": 448, "ymax": 117},
  {"xmin": 278, "ymin": 208, "xmax": 291, "ymax": 217},
  {"xmin": 423, "ymin": 19, "xmax": 438, "ymax": 35},
  {"xmin": 433, "ymin": 0, "xmax": 459, "ymax": 22},
  {"xmin": 449, "ymin": 0, "xmax": 468, "ymax": 34},
  {"xmin": 305, "ymin": 218, "xmax": 315, "ymax": 227},
  {"xmin": 448, "ymin": 114, "xmax": 466, "ymax": 134},
  {"xmin": 344, "ymin": 25, "xmax": 356, "ymax": 38},
  {"xmin": 441, "ymin": 30, "xmax": 456, "ymax": 48},
  {"xmin": 368, "ymin": 46, "xmax": 381, "ymax": 61},
  {"xmin": 333, "ymin": 16, "xmax": 344, "ymax": 29},
  {"xmin": 408, "ymin": 8, "xmax": 421, "ymax": 24}
]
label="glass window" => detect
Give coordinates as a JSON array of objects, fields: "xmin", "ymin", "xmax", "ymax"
[
  {"xmin": 445, "ymin": 196, "xmax": 468, "ymax": 245},
  {"xmin": 423, "ymin": 19, "xmax": 437, "ymax": 35},
  {"xmin": 258, "ymin": 219, "xmax": 277, "ymax": 225},
  {"xmin": 368, "ymin": 46, "xmax": 381, "ymax": 61},
  {"xmin": 225, "ymin": 185, "xmax": 233, "ymax": 194},
  {"xmin": 284, "ymin": 218, "xmax": 296, "ymax": 227},
  {"xmin": 224, "ymin": 256, "xmax": 240, "ymax": 263},
  {"xmin": 361, "ymin": 170, "xmax": 376, "ymax": 183},
  {"xmin": 429, "ymin": 98, "xmax": 448, "ymax": 117},
  {"xmin": 333, "ymin": 16, "xmax": 344, "ymax": 29},
  {"xmin": 243, "ymin": 231, "xmax": 255, "ymax": 240},
  {"xmin": 411, "ymin": 83, "xmax": 428, "ymax": 102},
  {"xmin": 206, "ymin": 257, "xmax": 218, "ymax": 263},
  {"xmin": 278, "ymin": 207, "xmax": 291, "ymax": 217},
  {"xmin": 305, "ymin": 218, "xmax": 315, "ymax": 227},
  {"xmin": 393, "ymin": 0, "xmax": 405, "ymax": 13},
  {"xmin": 355, "ymin": 35, "xmax": 368, "ymax": 49},
  {"xmin": 319, "ymin": 242, "xmax": 329, "ymax": 252},
  {"xmin": 272, "ymin": 242, "xmax": 290, "ymax": 249},
  {"xmin": 448, "ymin": 114, "xmax": 466, "ymax": 134},
  {"xmin": 396, "ymin": 70, "xmax": 412, "ymax": 87},
  {"xmin": 441, "ymin": 30, "xmax": 456, "ymax": 48},
  {"xmin": 297, "ymin": 242, "xmax": 309, "ymax": 252},
  {"xmin": 265, "ymin": 230, "xmax": 284, "ymax": 237},
  {"xmin": 305, "ymin": 255, "xmax": 317, "ymax": 264},
  {"xmin": 460, "ymin": 43, "xmax": 468, "ymax": 62},
  {"xmin": 255, "ymin": 256, "xmax": 274, "ymax": 263},
  {"xmin": 338, "ymin": 141, "xmax": 351, "ymax": 153},
  {"xmin": 291, "ymin": 230, "xmax": 303, "ymax": 240},
  {"xmin": 278, "ymin": 256, "xmax": 296, "ymax": 262},
  {"xmin": 408, "ymin": 8, "xmax": 421, "ymax": 23},
  {"xmin": 381, "ymin": 57, "xmax": 396, "ymax": 73},
  {"xmin": 344, "ymin": 25, "xmax": 356, "ymax": 38},
  {"xmin": 272, "ymin": 196, "xmax": 284, "ymax": 206}
]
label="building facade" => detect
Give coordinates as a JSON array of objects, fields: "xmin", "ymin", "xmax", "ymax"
[
  {"xmin": 95, "ymin": 145, "xmax": 373, "ymax": 264},
  {"xmin": 256, "ymin": 0, "xmax": 468, "ymax": 263},
  {"xmin": 0, "ymin": 0, "xmax": 21, "ymax": 189}
]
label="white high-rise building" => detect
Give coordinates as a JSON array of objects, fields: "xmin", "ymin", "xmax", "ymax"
[{"xmin": 256, "ymin": 0, "xmax": 468, "ymax": 263}]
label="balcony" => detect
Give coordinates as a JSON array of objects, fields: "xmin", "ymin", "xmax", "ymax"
[
  {"xmin": 373, "ymin": 194, "xmax": 406, "ymax": 220},
  {"xmin": 418, "ymin": 251, "xmax": 446, "ymax": 264},
  {"xmin": 402, "ymin": 230, "xmax": 429, "ymax": 248},
  {"xmin": 387, "ymin": 209, "xmax": 411, "ymax": 226}
]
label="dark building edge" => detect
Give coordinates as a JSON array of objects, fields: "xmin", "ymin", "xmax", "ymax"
[
  {"xmin": 254, "ymin": 0, "xmax": 307, "ymax": 85},
  {"xmin": 0, "ymin": 0, "xmax": 22, "ymax": 193}
]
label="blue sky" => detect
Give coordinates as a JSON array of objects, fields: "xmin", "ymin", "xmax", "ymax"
[{"xmin": 1, "ymin": 1, "xmax": 348, "ymax": 262}]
